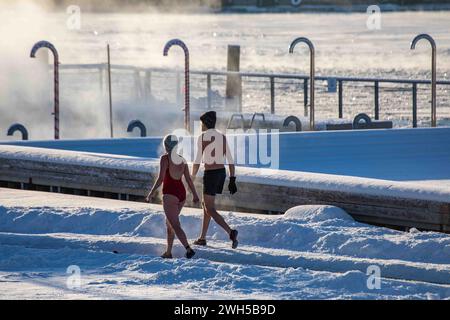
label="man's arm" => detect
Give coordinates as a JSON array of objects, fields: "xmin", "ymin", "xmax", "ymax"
[
  {"xmin": 192, "ymin": 135, "xmax": 203, "ymax": 178},
  {"xmin": 225, "ymin": 137, "xmax": 237, "ymax": 195},
  {"xmin": 225, "ymin": 137, "xmax": 235, "ymax": 177}
]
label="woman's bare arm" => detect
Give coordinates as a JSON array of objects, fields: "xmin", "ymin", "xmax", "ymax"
[
  {"xmin": 146, "ymin": 156, "xmax": 168, "ymax": 201},
  {"xmin": 184, "ymin": 164, "xmax": 199, "ymax": 203}
]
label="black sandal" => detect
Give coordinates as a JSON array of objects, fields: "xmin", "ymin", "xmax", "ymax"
[
  {"xmin": 185, "ymin": 247, "xmax": 196, "ymax": 259},
  {"xmin": 160, "ymin": 252, "xmax": 173, "ymax": 259},
  {"xmin": 230, "ymin": 229, "xmax": 239, "ymax": 249},
  {"xmin": 193, "ymin": 238, "xmax": 207, "ymax": 246}
]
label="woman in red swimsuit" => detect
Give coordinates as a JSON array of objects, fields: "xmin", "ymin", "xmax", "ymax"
[{"xmin": 146, "ymin": 135, "xmax": 199, "ymax": 259}]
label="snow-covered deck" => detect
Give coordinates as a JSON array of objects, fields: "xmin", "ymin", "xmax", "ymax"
[
  {"xmin": 0, "ymin": 143, "xmax": 449, "ymax": 232},
  {"xmin": 3, "ymin": 127, "xmax": 450, "ymax": 184}
]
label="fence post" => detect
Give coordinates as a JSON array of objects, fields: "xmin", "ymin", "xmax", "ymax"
[
  {"xmin": 225, "ymin": 45, "xmax": 242, "ymax": 112},
  {"xmin": 374, "ymin": 81, "xmax": 379, "ymax": 120},
  {"xmin": 134, "ymin": 70, "xmax": 143, "ymax": 101},
  {"xmin": 412, "ymin": 83, "xmax": 418, "ymax": 128},
  {"xmin": 338, "ymin": 80, "xmax": 343, "ymax": 118},
  {"xmin": 303, "ymin": 78, "xmax": 308, "ymax": 117},
  {"xmin": 145, "ymin": 71, "xmax": 151, "ymax": 101},
  {"xmin": 270, "ymin": 76, "xmax": 275, "ymax": 114}
]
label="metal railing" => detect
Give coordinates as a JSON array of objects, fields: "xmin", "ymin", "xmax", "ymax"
[{"xmin": 59, "ymin": 63, "xmax": 450, "ymax": 128}]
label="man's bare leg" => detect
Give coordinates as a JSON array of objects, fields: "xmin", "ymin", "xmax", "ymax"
[
  {"xmin": 198, "ymin": 203, "xmax": 212, "ymax": 240},
  {"xmin": 203, "ymin": 194, "xmax": 232, "ymax": 235}
]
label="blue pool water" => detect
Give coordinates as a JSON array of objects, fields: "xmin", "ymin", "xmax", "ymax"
[{"xmin": 2, "ymin": 127, "xmax": 450, "ymax": 182}]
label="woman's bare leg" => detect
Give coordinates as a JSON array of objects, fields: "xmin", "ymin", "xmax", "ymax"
[
  {"xmin": 198, "ymin": 203, "xmax": 212, "ymax": 240},
  {"xmin": 165, "ymin": 219, "xmax": 175, "ymax": 255},
  {"xmin": 163, "ymin": 195, "xmax": 189, "ymax": 248},
  {"xmin": 203, "ymin": 194, "xmax": 232, "ymax": 235}
]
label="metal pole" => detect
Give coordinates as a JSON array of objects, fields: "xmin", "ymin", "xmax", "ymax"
[
  {"xmin": 144, "ymin": 71, "xmax": 151, "ymax": 101},
  {"xmin": 412, "ymin": 83, "xmax": 418, "ymax": 128},
  {"xmin": 270, "ymin": 76, "xmax": 275, "ymax": 114},
  {"xmin": 374, "ymin": 81, "xmax": 379, "ymax": 120},
  {"xmin": 163, "ymin": 39, "xmax": 190, "ymax": 133},
  {"xmin": 290, "ymin": 37, "xmax": 315, "ymax": 130},
  {"xmin": 411, "ymin": 34, "xmax": 437, "ymax": 127},
  {"xmin": 303, "ymin": 78, "xmax": 308, "ymax": 117},
  {"xmin": 207, "ymin": 73, "xmax": 212, "ymax": 109},
  {"xmin": 176, "ymin": 71, "xmax": 181, "ymax": 107},
  {"xmin": 30, "ymin": 41, "xmax": 60, "ymax": 140},
  {"xmin": 107, "ymin": 44, "xmax": 114, "ymax": 138},
  {"xmin": 338, "ymin": 80, "xmax": 343, "ymax": 119}
]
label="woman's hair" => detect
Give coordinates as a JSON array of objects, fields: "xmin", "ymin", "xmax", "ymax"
[{"xmin": 163, "ymin": 134, "xmax": 179, "ymax": 153}]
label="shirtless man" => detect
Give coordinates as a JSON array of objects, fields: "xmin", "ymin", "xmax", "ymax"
[{"xmin": 191, "ymin": 111, "xmax": 239, "ymax": 249}]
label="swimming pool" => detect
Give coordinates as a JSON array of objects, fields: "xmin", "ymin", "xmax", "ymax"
[{"xmin": 2, "ymin": 127, "xmax": 450, "ymax": 184}]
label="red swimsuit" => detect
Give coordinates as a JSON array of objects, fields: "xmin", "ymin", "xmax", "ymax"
[{"xmin": 162, "ymin": 167, "xmax": 186, "ymax": 202}]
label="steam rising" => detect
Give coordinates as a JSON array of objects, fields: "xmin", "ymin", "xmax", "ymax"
[{"xmin": 1, "ymin": 2, "xmax": 450, "ymax": 140}]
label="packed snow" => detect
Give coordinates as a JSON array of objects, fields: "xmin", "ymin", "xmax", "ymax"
[{"xmin": 0, "ymin": 188, "xmax": 449, "ymax": 300}]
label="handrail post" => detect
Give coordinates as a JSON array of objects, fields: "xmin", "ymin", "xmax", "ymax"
[
  {"xmin": 410, "ymin": 34, "xmax": 437, "ymax": 127},
  {"xmin": 175, "ymin": 71, "xmax": 181, "ymax": 107},
  {"xmin": 164, "ymin": 39, "xmax": 190, "ymax": 133},
  {"xmin": 338, "ymin": 80, "xmax": 343, "ymax": 119},
  {"xmin": 145, "ymin": 71, "xmax": 152, "ymax": 101},
  {"xmin": 207, "ymin": 74, "xmax": 212, "ymax": 109},
  {"xmin": 412, "ymin": 83, "xmax": 418, "ymax": 128},
  {"xmin": 374, "ymin": 81, "xmax": 380, "ymax": 120},
  {"xmin": 107, "ymin": 44, "xmax": 114, "ymax": 138},
  {"xmin": 270, "ymin": 76, "xmax": 275, "ymax": 114},
  {"xmin": 30, "ymin": 40, "xmax": 60, "ymax": 140},
  {"xmin": 303, "ymin": 78, "xmax": 308, "ymax": 117},
  {"xmin": 290, "ymin": 37, "xmax": 315, "ymax": 130}
]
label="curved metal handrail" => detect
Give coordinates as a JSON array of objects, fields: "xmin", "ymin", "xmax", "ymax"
[
  {"xmin": 282, "ymin": 116, "xmax": 302, "ymax": 132},
  {"xmin": 353, "ymin": 113, "xmax": 372, "ymax": 129},
  {"xmin": 289, "ymin": 37, "xmax": 315, "ymax": 131},
  {"xmin": 227, "ymin": 113, "xmax": 246, "ymax": 130},
  {"xmin": 7, "ymin": 124, "xmax": 29, "ymax": 140},
  {"xmin": 249, "ymin": 113, "xmax": 267, "ymax": 129},
  {"xmin": 127, "ymin": 120, "xmax": 147, "ymax": 137},
  {"xmin": 30, "ymin": 40, "xmax": 60, "ymax": 139},
  {"xmin": 410, "ymin": 34, "xmax": 437, "ymax": 127},
  {"xmin": 163, "ymin": 39, "xmax": 190, "ymax": 132}
]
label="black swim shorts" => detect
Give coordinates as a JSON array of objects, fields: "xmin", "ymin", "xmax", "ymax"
[{"xmin": 203, "ymin": 168, "xmax": 226, "ymax": 196}]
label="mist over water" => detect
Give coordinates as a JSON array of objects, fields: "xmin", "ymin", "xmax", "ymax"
[{"xmin": 1, "ymin": 1, "xmax": 450, "ymax": 140}]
